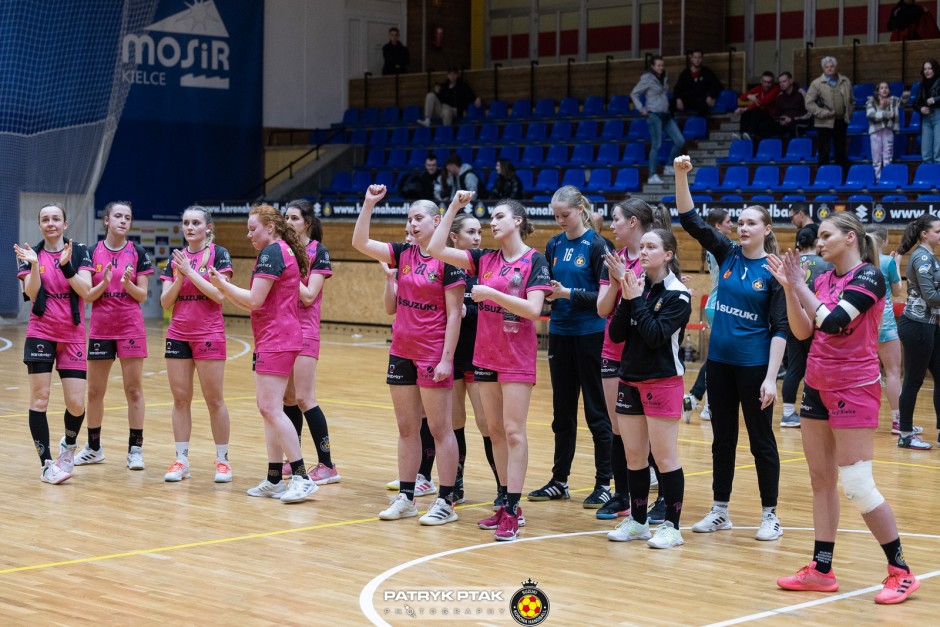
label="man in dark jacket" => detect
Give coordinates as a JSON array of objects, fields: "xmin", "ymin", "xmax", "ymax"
[
  {"xmin": 381, "ymin": 27, "xmax": 410, "ymax": 75},
  {"xmin": 673, "ymin": 50, "xmax": 723, "ymax": 117},
  {"xmin": 419, "ymin": 67, "xmax": 482, "ymax": 126}
]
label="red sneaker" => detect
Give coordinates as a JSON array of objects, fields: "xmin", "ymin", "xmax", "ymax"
[
  {"xmin": 874, "ymin": 565, "xmax": 920, "ymax": 604},
  {"xmin": 494, "ymin": 510, "xmax": 520, "ymax": 542},
  {"xmin": 777, "ymin": 562, "xmax": 839, "ymax": 592},
  {"xmin": 478, "ymin": 506, "xmax": 505, "ymax": 530}
]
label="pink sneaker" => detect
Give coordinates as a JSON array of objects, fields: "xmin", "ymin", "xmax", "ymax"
[
  {"xmin": 777, "ymin": 562, "xmax": 839, "ymax": 592},
  {"xmin": 478, "ymin": 506, "xmax": 505, "ymax": 530},
  {"xmin": 494, "ymin": 510, "xmax": 520, "ymax": 541},
  {"xmin": 874, "ymin": 565, "xmax": 920, "ymax": 604},
  {"xmin": 308, "ymin": 462, "xmax": 341, "ymax": 485}
]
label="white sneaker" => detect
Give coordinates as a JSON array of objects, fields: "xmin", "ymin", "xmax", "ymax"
[
  {"xmin": 57, "ymin": 437, "xmax": 76, "ymax": 474},
  {"xmin": 700, "ymin": 404, "xmax": 711, "ymax": 421},
  {"xmin": 648, "ymin": 521, "xmax": 684, "ymax": 549},
  {"xmin": 247, "ymin": 479, "xmax": 288, "ymax": 498},
  {"xmin": 755, "ymin": 511, "xmax": 783, "ymax": 541},
  {"xmin": 127, "ymin": 447, "xmax": 145, "ymax": 470},
  {"xmin": 417, "ymin": 118, "xmax": 431, "ymax": 127},
  {"xmin": 214, "ymin": 460, "xmax": 233, "ymax": 483},
  {"xmin": 682, "ymin": 394, "xmax": 696, "ymax": 423},
  {"xmin": 415, "ymin": 473, "xmax": 438, "ymax": 497},
  {"xmin": 663, "ymin": 165, "xmax": 675, "ymax": 176},
  {"xmin": 419, "ymin": 498, "xmax": 458, "ymax": 526},
  {"xmin": 649, "ymin": 467, "xmax": 658, "ymax": 487},
  {"xmin": 74, "ymin": 443, "xmax": 105, "ymax": 465},
  {"xmin": 607, "ymin": 516, "xmax": 651, "ymax": 542},
  {"xmin": 280, "ymin": 475, "xmax": 319, "ymax": 503},
  {"xmin": 164, "ymin": 460, "xmax": 190, "ymax": 482},
  {"xmin": 40, "ymin": 459, "xmax": 71, "ymax": 484},
  {"xmin": 647, "ymin": 174, "xmax": 664, "ymax": 185},
  {"xmin": 691, "ymin": 506, "xmax": 733, "ymax": 532},
  {"xmin": 386, "ymin": 478, "xmax": 400, "ymax": 490},
  {"xmin": 379, "ymin": 493, "xmax": 419, "ymax": 520}
]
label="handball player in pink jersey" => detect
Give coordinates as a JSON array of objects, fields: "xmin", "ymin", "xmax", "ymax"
[
  {"xmin": 427, "ymin": 192, "xmax": 553, "ymax": 542},
  {"xmin": 209, "ymin": 204, "xmax": 318, "ymax": 504},
  {"xmin": 75, "ymin": 202, "xmax": 153, "ymax": 471},
  {"xmin": 353, "ymin": 184, "xmax": 463, "ymax": 526},
  {"xmin": 770, "ymin": 212, "xmax": 920, "ymax": 604},
  {"xmin": 160, "ymin": 206, "xmax": 233, "ymax": 483},
  {"xmin": 15, "ymin": 203, "xmax": 95, "ymax": 484}
]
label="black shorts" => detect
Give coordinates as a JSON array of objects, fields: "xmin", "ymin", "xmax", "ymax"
[
  {"xmin": 23, "ymin": 338, "xmax": 86, "ymax": 379},
  {"xmin": 601, "ymin": 357, "xmax": 619, "ymax": 379},
  {"xmin": 473, "ymin": 367, "xmax": 498, "ymax": 383},
  {"xmin": 88, "ymin": 339, "xmax": 118, "ymax": 360},
  {"xmin": 165, "ymin": 338, "xmax": 194, "ymax": 359},
  {"xmin": 614, "ymin": 381, "xmax": 643, "ymax": 416}
]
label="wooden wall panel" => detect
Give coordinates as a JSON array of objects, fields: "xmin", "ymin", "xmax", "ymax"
[{"xmin": 793, "ymin": 39, "xmax": 937, "ymax": 88}]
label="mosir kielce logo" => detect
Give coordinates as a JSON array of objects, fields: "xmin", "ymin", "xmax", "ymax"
[{"xmin": 123, "ymin": 0, "xmax": 231, "ymax": 89}]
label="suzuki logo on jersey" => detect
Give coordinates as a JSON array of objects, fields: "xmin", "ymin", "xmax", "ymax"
[
  {"xmin": 714, "ymin": 299, "xmax": 759, "ymax": 321},
  {"xmin": 122, "ymin": 0, "xmax": 231, "ymax": 89}
]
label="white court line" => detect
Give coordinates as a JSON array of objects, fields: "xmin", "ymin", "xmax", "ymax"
[
  {"xmin": 361, "ymin": 527, "xmax": 940, "ymax": 626},
  {"xmin": 225, "ymin": 335, "xmax": 251, "ymax": 361},
  {"xmin": 0, "ymin": 337, "xmax": 12, "ymax": 352}
]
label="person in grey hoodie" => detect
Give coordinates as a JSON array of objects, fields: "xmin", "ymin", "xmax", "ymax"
[
  {"xmin": 436, "ymin": 154, "xmax": 480, "ymax": 201},
  {"xmin": 631, "ymin": 56, "xmax": 686, "ymax": 185}
]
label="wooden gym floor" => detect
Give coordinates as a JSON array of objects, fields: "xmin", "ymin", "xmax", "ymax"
[{"xmin": 0, "ymin": 320, "xmax": 938, "ymax": 626}]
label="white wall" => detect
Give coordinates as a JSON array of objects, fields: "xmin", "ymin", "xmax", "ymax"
[{"xmin": 263, "ymin": 0, "xmax": 406, "ymax": 130}]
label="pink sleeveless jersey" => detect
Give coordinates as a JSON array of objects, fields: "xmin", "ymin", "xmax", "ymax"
[
  {"xmin": 298, "ymin": 240, "xmax": 333, "ymax": 341},
  {"xmin": 599, "ymin": 250, "xmax": 642, "ymax": 361},
  {"xmin": 466, "ymin": 247, "xmax": 552, "ymax": 376},
  {"xmin": 89, "ymin": 241, "xmax": 154, "ymax": 339},
  {"xmin": 387, "ymin": 242, "xmax": 465, "ymax": 362},
  {"xmin": 251, "ymin": 241, "xmax": 302, "ymax": 352},
  {"xmin": 805, "ymin": 263, "xmax": 886, "ymax": 391},
  {"xmin": 18, "ymin": 245, "xmax": 94, "ymax": 343},
  {"xmin": 160, "ymin": 244, "xmax": 233, "ymax": 341}
]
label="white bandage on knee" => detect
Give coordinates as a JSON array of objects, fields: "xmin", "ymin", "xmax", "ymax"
[{"xmin": 839, "ymin": 460, "xmax": 885, "ymax": 514}]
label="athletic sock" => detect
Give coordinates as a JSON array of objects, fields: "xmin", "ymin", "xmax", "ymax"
[
  {"xmin": 454, "ymin": 427, "xmax": 466, "ymax": 468},
  {"xmin": 29, "ymin": 409, "xmax": 51, "ymax": 464},
  {"xmin": 482, "ymin": 436, "xmax": 500, "ymax": 485},
  {"xmin": 499, "ymin": 485, "xmax": 508, "ymax": 506},
  {"xmin": 303, "ymin": 406, "xmax": 333, "ymax": 467},
  {"xmin": 88, "ymin": 426, "xmax": 102, "ymax": 451},
  {"xmin": 881, "ymin": 538, "xmax": 910, "ymax": 572},
  {"xmin": 400, "ymin": 481, "xmax": 416, "ymax": 501},
  {"xmin": 175, "ymin": 442, "xmax": 190, "ymax": 464},
  {"xmin": 288, "ymin": 459, "xmax": 308, "ymax": 480},
  {"xmin": 128, "ymin": 428, "xmax": 143, "ymax": 452},
  {"xmin": 439, "ymin": 485, "xmax": 455, "ymax": 505},
  {"xmin": 627, "ymin": 467, "xmax": 652, "ymax": 525},
  {"xmin": 659, "ymin": 468, "xmax": 685, "ymax": 528},
  {"xmin": 63, "ymin": 410, "xmax": 84, "ymax": 446},
  {"xmin": 215, "ymin": 444, "xmax": 229, "ymax": 462},
  {"xmin": 267, "ymin": 462, "xmax": 282, "ymax": 484},
  {"xmin": 813, "ymin": 540, "xmax": 835, "ymax": 574},
  {"xmin": 611, "ymin": 434, "xmax": 629, "ymax": 496},
  {"xmin": 783, "ymin": 402, "xmax": 796, "ymax": 416},
  {"xmin": 418, "ymin": 418, "xmax": 435, "ymax": 478},
  {"xmin": 506, "ymin": 492, "xmax": 521, "ymax": 516},
  {"xmin": 283, "ymin": 404, "xmax": 304, "ymax": 442}
]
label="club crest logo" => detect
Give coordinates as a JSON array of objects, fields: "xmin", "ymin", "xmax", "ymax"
[{"xmin": 510, "ymin": 579, "xmax": 549, "ymax": 625}]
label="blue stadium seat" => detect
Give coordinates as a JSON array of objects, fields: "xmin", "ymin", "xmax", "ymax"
[
  {"xmin": 692, "ymin": 195, "xmax": 714, "ymax": 203},
  {"xmin": 375, "ymin": 171, "xmax": 395, "ymax": 188},
  {"xmin": 627, "ymin": 119, "xmax": 650, "ymax": 141},
  {"xmin": 889, "ymin": 81, "xmax": 905, "ymax": 97},
  {"xmin": 608, "ymin": 95, "xmax": 632, "ymax": 115},
  {"xmin": 478, "ymin": 123, "xmax": 500, "ymax": 144},
  {"xmin": 519, "ymin": 145, "xmax": 545, "ymax": 168},
  {"xmin": 524, "ymin": 121, "xmax": 549, "ymax": 143},
  {"xmin": 593, "ymin": 144, "xmax": 622, "ymax": 167},
  {"xmin": 389, "ymin": 127, "xmax": 410, "ymax": 146},
  {"xmin": 814, "ymin": 194, "xmax": 838, "ymax": 202},
  {"xmin": 502, "ymin": 122, "xmax": 524, "ymax": 143},
  {"xmin": 748, "ymin": 138, "xmax": 783, "ymax": 163},
  {"xmin": 662, "ymin": 195, "xmax": 677, "ymax": 203},
  {"xmin": 781, "ymin": 194, "xmax": 806, "ymax": 202},
  {"xmin": 544, "ymin": 144, "xmax": 569, "ymax": 167},
  {"xmin": 412, "ymin": 125, "xmax": 431, "ymax": 146},
  {"xmin": 875, "ymin": 163, "xmax": 907, "ymax": 192},
  {"xmin": 386, "ymin": 148, "xmax": 408, "ymax": 170},
  {"xmin": 561, "ymin": 168, "xmax": 586, "ymax": 188},
  {"xmin": 717, "ymin": 139, "xmax": 753, "ymax": 164},
  {"xmin": 351, "ymin": 171, "xmax": 372, "ymax": 190},
  {"xmin": 901, "ymin": 110, "xmax": 921, "ymax": 133},
  {"xmin": 465, "ymin": 103, "xmax": 484, "ymax": 121},
  {"xmin": 456, "ymin": 125, "xmax": 478, "ymax": 143},
  {"xmin": 549, "ymin": 121, "xmax": 573, "ymax": 142},
  {"xmin": 910, "ymin": 81, "xmax": 921, "ymax": 102},
  {"xmin": 381, "ymin": 106, "xmax": 400, "ymax": 125},
  {"xmin": 367, "ymin": 129, "xmax": 389, "ymax": 146},
  {"xmin": 323, "ymin": 172, "xmax": 353, "ymax": 195},
  {"xmin": 584, "ymin": 169, "xmax": 613, "ymax": 193},
  {"xmin": 569, "ymin": 144, "xmax": 594, "ymax": 167},
  {"xmin": 558, "ymin": 97, "xmax": 580, "ymax": 117},
  {"xmin": 432, "ymin": 126, "xmax": 454, "ymax": 143},
  {"xmin": 906, "ymin": 164, "xmax": 940, "ymax": 191},
  {"xmin": 533, "ymin": 169, "xmax": 560, "ymax": 193},
  {"xmin": 716, "ymin": 166, "xmax": 750, "ymax": 191},
  {"xmin": 847, "ymin": 110, "xmax": 868, "ymax": 134},
  {"xmin": 511, "ymin": 99, "xmax": 532, "ymax": 119},
  {"xmin": 487, "ymin": 100, "xmax": 509, "ymax": 119},
  {"xmin": 713, "ymin": 90, "xmax": 739, "ymax": 113},
  {"xmin": 621, "ymin": 143, "xmax": 646, "ymax": 165},
  {"xmin": 779, "ymin": 165, "xmax": 812, "ymax": 191},
  {"xmin": 574, "ymin": 121, "xmax": 599, "ymax": 141},
  {"xmin": 744, "ymin": 165, "xmax": 781, "ymax": 191},
  {"xmin": 848, "ymin": 135, "xmax": 872, "ymax": 161},
  {"xmin": 517, "ymin": 169, "xmax": 534, "ymax": 190},
  {"xmin": 406, "ymin": 149, "xmax": 428, "ymax": 168},
  {"xmin": 360, "ymin": 107, "xmax": 380, "ymax": 125},
  {"xmin": 401, "ymin": 105, "xmax": 422, "ymax": 124},
  {"xmin": 883, "ymin": 195, "xmax": 908, "ymax": 201},
  {"xmin": 779, "ymin": 138, "xmax": 813, "ymax": 162},
  {"xmin": 583, "ymin": 96, "xmax": 605, "ymax": 116},
  {"xmin": 720, "ymin": 194, "xmax": 744, "ymax": 202},
  {"xmin": 456, "ymin": 146, "xmax": 475, "ymax": 166},
  {"xmin": 485, "ymin": 169, "xmax": 499, "ymax": 190},
  {"xmin": 690, "ymin": 166, "xmax": 720, "ymax": 192},
  {"xmin": 900, "ymin": 134, "xmax": 923, "ymax": 160},
  {"xmin": 339, "ymin": 108, "xmax": 360, "ymax": 126},
  {"xmin": 601, "ymin": 120, "xmax": 625, "ymax": 141},
  {"xmin": 751, "ymin": 194, "xmax": 776, "ymax": 202},
  {"xmin": 807, "ymin": 165, "xmax": 844, "ymax": 191},
  {"xmin": 498, "ymin": 146, "xmax": 520, "ymax": 163},
  {"xmin": 853, "ymin": 83, "xmax": 875, "ymax": 107},
  {"xmin": 918, "ymin": 195, "xmax": 940, "ymax": 201},
  {"xmin": 474, "ymin": 146, "xmax": 497, "ymax": 169},
  {"xmin": 838, "ymin": 164, "xmax": 875, "ymax": 191},
  {"xmin": 534, "ymin": 98, "xmax": 555, "ymax": 118},
  {"xmin": 613, "ymin": 168, "xmax": 641, "ymax": 191},
  {"xmin": 361, "ymin": 149, "xmax": 385, "ymax": 170},
  {"xmin": 683, "ymin": 117, "xmax": 708, "ymax": 140},
  {"xmin": 848, "ymin": 194, "xmax": 873, "ymax": 202}
]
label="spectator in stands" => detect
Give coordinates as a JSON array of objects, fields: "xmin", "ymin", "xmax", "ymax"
[
  {"xmin": 382, "ymin": 27, "xmax": 410, "ymax": 75},
  {"xmin": 789, "ymin": 203, "xmax": 819, "ymax": 240},
  {"xmin": 805, "ymin": 56, "xmax": 853, "ymax": 173},
  {"xmin": 488, "ymin": 158, "xmax": 524, "ymax": 200},
  {"xmin": 866, "ymin": 82, "xmax": 908, "ymax": 180},
  {"xmin": 673, "ymin": 50, "xmax": 723, "ymax": 117},
  {"xmin": 631, "ymin": 55, "xmax": 686, "ymax": 184},
  {"xmin": 772, "ymin": 72, "xmax": 811, "ymax": 139},
  {"xmin": 590, "ymin": 211, "xmax": 615, "ymax": 249},
  {"xmin": 913, "ymin": 59, "xmax": 940, "ymax": 164},
  {"xmin": 888, "ymin": 0, "xmax": 940, "ymax": 41},
  {"xmin": 398, "ymin": 153, "xmax": 440, "ymax": 201},
  {"xmin": 734, "ymin": 71, "xmax": 780, "ymax": 142},
  {"xmin": 437, "ymin": 154, "xmax": 479, "ymax": 201},
  {"xmin": 419, "ymin": 67, "xmax": 482, "ymax": 127}
]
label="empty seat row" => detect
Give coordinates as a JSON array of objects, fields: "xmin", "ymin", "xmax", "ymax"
[{"xmin": 690, "ymin": 164, "xmax": 940, "ymax": 193}]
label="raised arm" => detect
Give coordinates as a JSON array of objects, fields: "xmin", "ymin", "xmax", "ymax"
[
  {"xmin": 426, "ymin": 191, "xmax": 475, "ymax": 269},
  {"xmin": 351, "ymin": 184, "xmax": 394, "ymax": 264},
  {"xmin": 674, "ymin": 155, "xmax": 694, "ymax": 215}
]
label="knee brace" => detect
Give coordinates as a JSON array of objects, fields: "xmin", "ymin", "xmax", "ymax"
[{"xmin": 839, "ymin": 460, "xmax": 885, "ymax": 514}]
